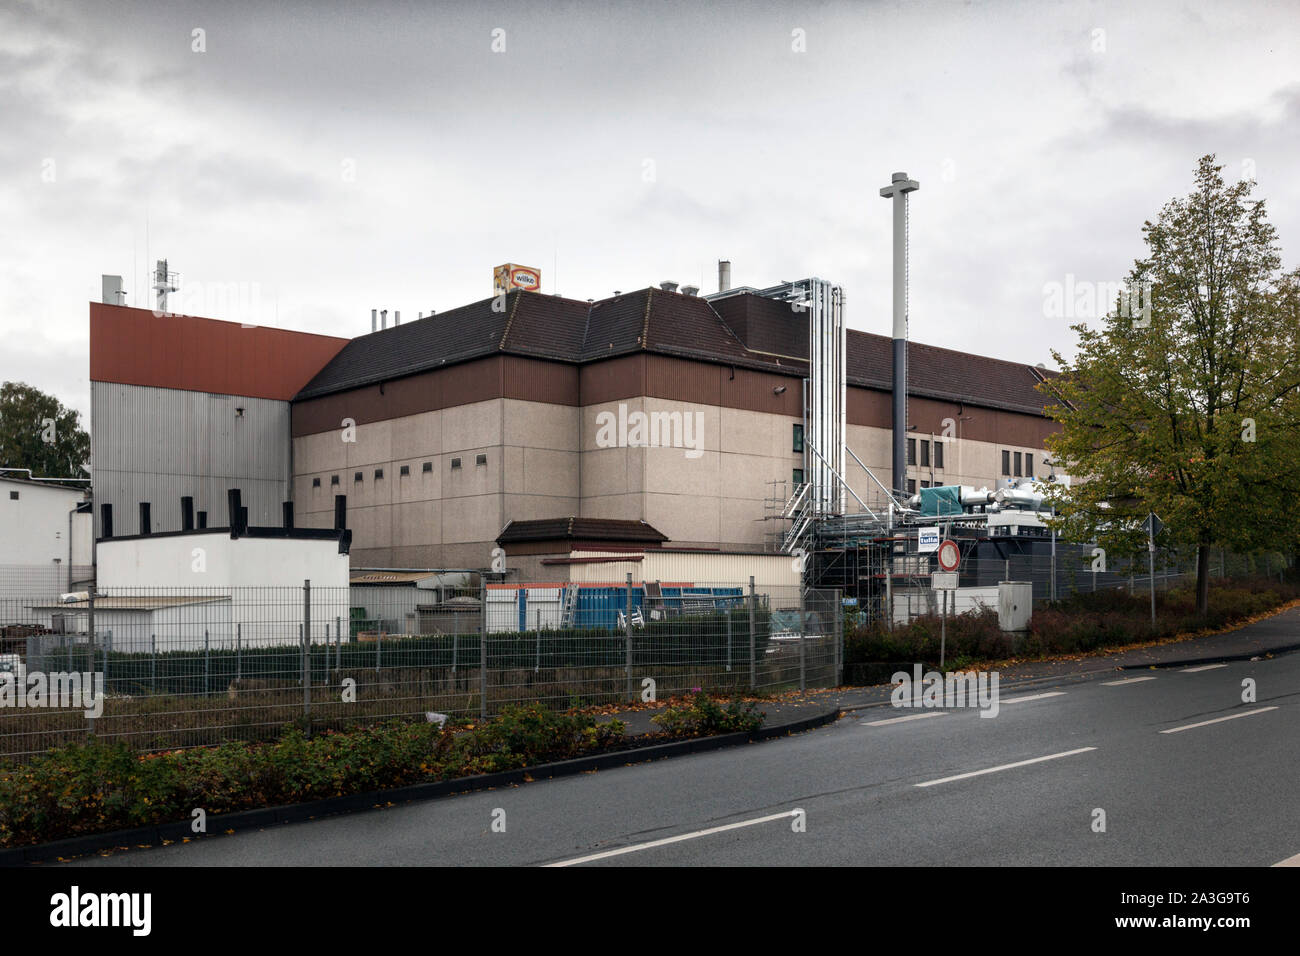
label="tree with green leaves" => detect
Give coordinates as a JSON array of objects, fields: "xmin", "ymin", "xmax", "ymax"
[
  {"xmin": 0, "ymin": 381, "xmax": 90, "ymax": 485},
  {"xmin": 1038, "ymin": 155, "xmax": 1300, "ymax": 616}
]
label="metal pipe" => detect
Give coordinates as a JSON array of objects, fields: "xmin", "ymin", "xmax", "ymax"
[{"xmin": 879, "ymin": 172, "xmax": 919, "ymax": 497}]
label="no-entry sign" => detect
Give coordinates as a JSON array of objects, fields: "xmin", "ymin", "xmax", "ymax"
[{"xmin": 937, "ymin": 539, "xmax": 961, "ymax": 571}]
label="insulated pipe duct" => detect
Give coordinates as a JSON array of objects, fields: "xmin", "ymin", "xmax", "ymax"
[{"xmin": 879, "ymin": 172, "xmax": 919, "ymax": 498}]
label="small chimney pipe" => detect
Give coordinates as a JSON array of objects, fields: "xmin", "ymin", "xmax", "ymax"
[
  {"xmin": 718, "ymin": 260, "xmax": 731, "ymax": 293},
  {"xmin": 282, "ymin": 501, "xmax": 295, "ymax": 529},
  {"xmin": 334, "ymin": 494, "xmax": 347, "ymax": 531},
  {"xmin": 139, "ymin": 502, "xmax": 151, "ymax": 536},
  {"xmin": 181, "ymin": 496, "xmax": 194, "ymax": 531},
  {"xmin": 227, "ymin": 489, "xmax": 244, "ymax": 536},
  {"xmin": 197, "ymin": 510, "xmax": 207, "ymax": 529},
  {"xmin": 371, "ymin": 308, "xmax": 377, "ymax": 333},
  {"xmin": 101, "ymin": 503, "xmax": 113, "ymax": 539}
]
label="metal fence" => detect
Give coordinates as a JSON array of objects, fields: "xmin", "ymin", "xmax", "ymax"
[
  {"xmin": 0, "ymin": 576, "xmax": 841, "ymax": 761},
  {"xmin": 877, "ymin": 543, "xmax": 1290, "ymax": 628}
]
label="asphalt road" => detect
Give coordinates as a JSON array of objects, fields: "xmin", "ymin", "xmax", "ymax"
[{"xmin": 68, "ymin": 641, "xmax": 1300, "ymax": 867}]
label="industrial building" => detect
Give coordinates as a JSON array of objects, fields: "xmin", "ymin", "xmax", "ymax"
[
  {"xmin": 88, "ymin": 262, "xmax": 1059, "ymax": 579},
  {"xmin": 0, "ymin": 474, "xmax": 93, "ymax": 600}
]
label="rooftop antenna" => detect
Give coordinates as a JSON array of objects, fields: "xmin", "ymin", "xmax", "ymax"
[
  {"xmin": 153, "ymin": 258, "xmax": 178, "ymax": 314},
  {"xmin": 879, "ymin": 171, "xmax": 919, "ymax": 499}
]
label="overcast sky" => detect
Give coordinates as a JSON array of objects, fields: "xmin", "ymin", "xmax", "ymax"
[{"xmin": 3, "ymin": 0, "xmax": 1298, "ymax": 423}]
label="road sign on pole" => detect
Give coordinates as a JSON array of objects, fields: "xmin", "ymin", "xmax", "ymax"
[
  {"xmin": 937, "ymin": 539, "xmax": 961, "ymax": 572},
  {"xmin": 931, "ymin": 571, "xmax": 959, "ymax": 590}
]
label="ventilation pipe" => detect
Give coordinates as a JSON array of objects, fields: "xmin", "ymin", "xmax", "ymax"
[
  {"xmin": 718, "ymin": 260, "xmax": 731, "ymax": 293},
  {"xmin": 879, "ymin": 172, "xmax": 919, "ymax": 498},
  {"xmin": 659, "ymin": 281, "xmax": 679, "ymax": 293},
  {"xmin": 394, "ymin": 310, "xmax": 400, "ymax": 326},
  {"xmin": 371, "ymin": 308, "xmax": 377, "ymax": 333}
]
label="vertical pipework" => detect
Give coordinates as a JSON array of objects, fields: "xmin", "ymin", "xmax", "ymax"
[
  {"xmin": 227, "ymin": 489, "xmax": 244, "ymax": 536},
  {"xmin": 879, "ymin": 171, "xmax": 919, "ymax": 498}
]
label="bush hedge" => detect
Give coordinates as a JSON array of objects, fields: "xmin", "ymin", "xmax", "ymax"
[{"xmin": 845, "ymin": 575, "xmax": 1300, "ymax": 673}]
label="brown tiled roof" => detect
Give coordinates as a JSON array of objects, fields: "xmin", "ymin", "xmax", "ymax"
[
  {"xmin": 295, "ymin": 288, "xmax": 1053, "ymax": 416},
  {"xmin": 497, "ymin": 517, "xmax": 668, "ymax": 545}
]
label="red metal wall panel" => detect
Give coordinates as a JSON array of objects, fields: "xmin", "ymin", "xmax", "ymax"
[{"xmin": 89, "ymin": 303, "xmax": 348, "ymax": 401}]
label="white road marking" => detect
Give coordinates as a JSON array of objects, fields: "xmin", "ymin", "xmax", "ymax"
[
  {"xmin": 1159, "ymin": 707, "xmax": 1277, "ymax": 734},
  {"xmin": 1272, "ymin": 852, "xmax": 1300, "ymax": 867},
  {"xmin": 1102, "ymin": 676, "xmax": 1157, "ymax": 686},
  {"xmin": 999, "ymin": 692, "xmax": 1067, "ymax": 705},
  {"xmin": 544, "ymin": 810, "xmax": 799, "ymax": 866},
  {"xmin": 914, "ymin": 747, "xmax": 1097, "ymax": 788},
  {"xmin": 1181, "ymin": 663, "xmax": 1229, "ymax": 673},
  {"xmin": 864, "ymin": 712, "xmax": 948, "ymax": 726}
]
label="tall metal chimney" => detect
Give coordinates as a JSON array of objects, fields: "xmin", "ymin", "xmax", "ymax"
[
  {"xmin": 380, "ymin": 309, "xmax": 388, "ymax": 329},
  {"xmin": 718, "ymin": 260, "xmax": 731, "ymax": 293},
  {"xmin": 371, "ymin": 308, "xmax": 377, "ymax": 333},
  {"xmin": 879, "ymin": 171, "xmax": 919, "ymax": 498},
  {"xmin": 394, "ymin": 310, "xmax": 400, "ymax": 326}
]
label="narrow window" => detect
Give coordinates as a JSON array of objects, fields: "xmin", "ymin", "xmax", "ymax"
[
  {"xmin": 1025, "ymin": 454, "xmax": 1034, "ymax": 478},
  {"xmin": 792, "ymin": 468, "xmax": 804, "ymax": 485},
  {"xmin": 920, "ymin": 440, "xmax": 930, "ymax": 467},
  {"xmin": 907, "ymin": 438, "xmax": 916, "ymax": 466},
  {"xmin": 906, "ymin": 479, "xmax": 916, "ymax": 495},
  {"xmin": 1013, "ymin": 452, "xmax": 1022, "ymax": 477},
  {"xmin": 792, "ymin": 423, "xmax": 804, "ymax": 453},
  {"xmin": 451, "ymin": 457, "xmax": 462, "ymax": 469},
  {"xmin": 1001, "ymin": 450, "xmax": 1010, "ymax": 476},
  {"xmin": 934, "ymin": 442, "xmax": 944, "ymax": 469}
]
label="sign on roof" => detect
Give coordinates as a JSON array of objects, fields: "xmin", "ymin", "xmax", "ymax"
[{"xmin": 494, "ymin": 263, "xmax": 542, "ymax": 295}]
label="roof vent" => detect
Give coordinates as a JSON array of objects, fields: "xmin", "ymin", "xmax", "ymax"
[
  {"xmin": 681, "ymin": 285, "xmax": 699, "ymax": 296},
  {"xmin": 659, "ymin": 281, "xmax": 679, "ymax": 293}
]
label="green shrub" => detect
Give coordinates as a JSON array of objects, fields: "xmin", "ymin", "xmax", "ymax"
[{"xmin": 651, "ymin": 693, "xmax": 764, "ymax": 736}]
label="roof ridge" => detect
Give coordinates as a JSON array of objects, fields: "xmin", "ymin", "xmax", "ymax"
[
  {"xmin": 498, "ymin": 290, "xmax": 521, "ymax": 349},
  {"xmin": 640, "ymin": 287, "xmax": 653, "ymax": 347}
]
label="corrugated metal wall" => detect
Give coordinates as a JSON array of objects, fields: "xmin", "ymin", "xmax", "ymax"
[{"xmin": 91, "ymin": 382, "xmax": 291, "ymax": 537}]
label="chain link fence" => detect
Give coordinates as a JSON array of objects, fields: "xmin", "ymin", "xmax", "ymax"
[{"xmin": 0, "ymin": 576, "xmax": 841, "ymax": 761}]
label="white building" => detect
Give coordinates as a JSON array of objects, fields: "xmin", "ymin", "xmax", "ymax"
[{"xmin": 0, "ymin": 476, "xmax": 92, "ymax": 600}]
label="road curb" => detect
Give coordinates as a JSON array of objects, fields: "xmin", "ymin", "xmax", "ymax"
[
  {"xmin": 0, "ymin": 707, "xmax": 840, "ymax": 866},
  {"xmin": 1119, "ymin": 642, "xmax": 1300, "ymax": 670}
]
